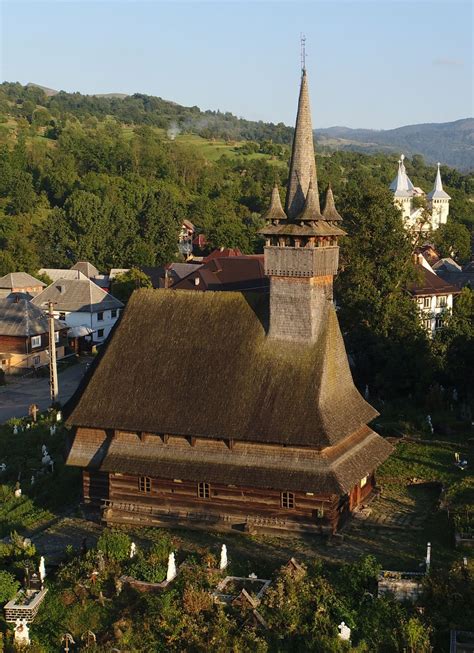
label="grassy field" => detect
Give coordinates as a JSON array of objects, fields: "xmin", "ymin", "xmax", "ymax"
[{"xmin": 1, "ymin": 116, "xmax": 288, "ymax": 167}]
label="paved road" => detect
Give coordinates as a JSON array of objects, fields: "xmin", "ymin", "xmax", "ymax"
[{"xmin": 0, "ymin": 358, "xmax": 90, "ymax": 422}]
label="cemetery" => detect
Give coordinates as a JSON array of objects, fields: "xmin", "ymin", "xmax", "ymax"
[{"xmin": 0, "ymin": 409, "xmax": 472, "ymax": 650}]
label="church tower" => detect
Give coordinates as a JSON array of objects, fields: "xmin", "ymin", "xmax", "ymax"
[
  {"xmin": 427, "ymin": 163, "xmax": 450, "ymax": 229},
  {"xmin": 260, "ymin": 67, "xmax": 345, "ymax": 343}
]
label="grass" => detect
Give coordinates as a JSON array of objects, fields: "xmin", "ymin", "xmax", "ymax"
[{"xmin": 0, "ymin": 418, "xmax": 81, "ymax": 537}]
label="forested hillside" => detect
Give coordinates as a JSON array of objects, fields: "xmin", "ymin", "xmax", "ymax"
[
  {"xmin": 0, "ymin": 82, "xmax": 472, "ymax": 401},
  {"xmin": 4, "ymin": 82, "xmax": 473, "ymax": 169},
  {"xmin": 316, "ymin": 119, "xmax": 474, "ymax": 171}
]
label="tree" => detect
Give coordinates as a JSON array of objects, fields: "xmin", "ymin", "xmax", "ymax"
[
  {"xmin": 6, "ymin": 171, "xmax": 37, "ymax": 215},
  {"xmin": 336, "ymin": 179, "xmax": 433, "ymax": 397},
  {"xmin": 0, "ymin": 570, "xmax": 20, "ymax": 603},
  {"xmin": 433, "ymin": 287, "xmax": 474, "ymax": 401},
  {"xmin": 432, "ymin": 221, "xmax": 471, "ymax": 263},
  {"xmin": 0, "ymin": 251, "xmax": 16, "ymax": 276},
  {"xmin": 111, "ymin": 268, "xmax": 152, "ymax": 303}
]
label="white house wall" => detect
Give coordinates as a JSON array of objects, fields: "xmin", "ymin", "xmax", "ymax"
[{"xmin": 51, "ymin": 309, "xmax": 120, "ymax": 344}]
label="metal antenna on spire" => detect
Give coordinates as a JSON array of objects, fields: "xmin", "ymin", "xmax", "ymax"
[{"xmin": 300, "ymin": 33, "xmax": 306, "ymax": 72}]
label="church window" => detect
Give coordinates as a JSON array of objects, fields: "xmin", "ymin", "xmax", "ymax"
[
  {"xmin": 281, "ymin": 491, "xmax": 295, "ymax": 509},
  {"xmin": 138, "ymin": 476, "xmax": 151, "ymax": 493},
  {"xmin": 198, "ymin": 482, "xmax": 210, "ymax": 499}
]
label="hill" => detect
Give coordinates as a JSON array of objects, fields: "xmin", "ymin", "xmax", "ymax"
[
  {"xmin": 4, "ymin": 82, "xmax": 473, "ymax": 170},
  {"xmin": 315, "ymin": 119, "xmax": 474, "ymax": 171}
]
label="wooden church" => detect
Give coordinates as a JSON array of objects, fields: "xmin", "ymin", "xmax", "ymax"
[{"xmin": 65, "ymin": 66, "xmax": 392, "ymax": 535}]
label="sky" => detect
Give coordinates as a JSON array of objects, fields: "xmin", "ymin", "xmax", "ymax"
[{"xmin": 0, "ymin": 0, "xmax": 472, "ymax": 130}]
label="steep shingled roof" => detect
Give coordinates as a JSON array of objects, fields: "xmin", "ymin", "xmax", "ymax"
[
  {"xmin": 285, "ymin": 69, "xmax": 319, "ymax": 219},
  {"xmin": 66, "ymin": 289, "xmax": 378, "ymax": 448},
  {"xmin": 427, "ymin": 163, "xmax": 451, "ymax": 200},
  {"xmin": 262, "ymin": 185, "xmax": 286, "ymax": 222},
  {"xmin": 71, "ymin": 261, "xmax": 100, "ymax": 279},
  {"xmin": 323, "ymin": 186, "xmax": 343, "ymax": 222}
]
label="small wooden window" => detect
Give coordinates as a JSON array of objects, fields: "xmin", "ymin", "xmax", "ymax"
[
  {"xmin": 281, "ymin": 491, "xmax": 295, "ymax": 509},
  {"xmin": 138, "ymin": 476, "xmax": 151, "ymax": 493},
  {"xmin": 198, "ymin": 482, "xmax": 210, "ymax": 499}
]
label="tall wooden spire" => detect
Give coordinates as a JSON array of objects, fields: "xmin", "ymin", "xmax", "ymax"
[{"xmin": 285, "ymin": 69, "xmax": 319, "ymax": 219}]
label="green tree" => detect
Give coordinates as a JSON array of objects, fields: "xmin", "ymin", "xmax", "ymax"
[
  {"xmin": 432, "ymin": 221, "xmax": 471, "ymax": 263},
  {"xmin": 111, "ymin": 268, "xmax": 152, "ymax": 303},
  {"xmin": 336, "ymin": 179, "xmax": 433, "ymax": 397},
  {"xmin": 0, "ymin": 251, "xmax": 16, "ymax": 276},
  {"xmin": 6, "ymin": 171, "xmax": 37, "ymax": 215},
  {"xmin": 0, "ymin": 570, "xmax": 20, "ymax": 603}
]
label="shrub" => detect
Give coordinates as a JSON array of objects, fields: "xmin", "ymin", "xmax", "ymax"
[
  {"xmin": 97, "ymin": 529, "xmax": 131, "ymax": 562},
  {"xmin": 0, "ymin": 570, "xmax": 20, "ymax": 603},
  {"xmin": 128, "ymin": 556, "xmax": 166, "ymax": 583}
]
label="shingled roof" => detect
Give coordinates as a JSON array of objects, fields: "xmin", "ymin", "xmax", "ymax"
[
  {"xmin": 31, "ymin": 278, "xmax": 123, "ymax": 313},
  {"xmin": 0, "ymin": 298, "xmax": 65, "ymax": 337},
  {"xmin": 285, "ymin": 69, "xmax": 319, "ymax": 218},
  {"xmin": 0, "ymin": 272, "xmax": 46, "ymax": 290},
  {"xmin": 66, "ymin": 423, "xmax": 391, "ymax": 495},
  {"xmin": 66, "ymin": 289, "xmax": 378, "ymax": 448}
]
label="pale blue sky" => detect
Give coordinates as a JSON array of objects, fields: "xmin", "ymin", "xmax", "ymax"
[{"xmin": 1, "ymin": 0, "xmax": 472, "ymax": 129}]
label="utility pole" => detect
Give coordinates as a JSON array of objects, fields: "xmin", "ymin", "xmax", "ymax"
[{"xmin": 47, "ymin": 301, "xmax": 59, "ymax": 404}]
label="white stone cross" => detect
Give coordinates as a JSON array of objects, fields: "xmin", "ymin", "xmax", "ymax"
[
  {"xmin": 166, "ymin": 552, "xmax": 177, "ymax": 582},
  {"xmin": 39, "ymin": 556, "xmax": 46, "ymax": 582},
  {"xmin": 219, "ymin": 544, "xmax": 228, "ymax": 570},
  {"xmin": 338, "ymin": 621, "xmax": 351, "ymax": 641},
  {"xmin": 14, "ymin": 619, "xmax": 30, "ymax": 647}
]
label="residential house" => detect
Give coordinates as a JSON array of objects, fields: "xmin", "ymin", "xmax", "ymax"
[
  {"xmin": 65, "ymin": 65, "xmax": 392, "ymax": 536},
  {"xmin": 408, "ymin": 257, "xmax": 459, "ymax": 335},
  {"xmin": 433, "ymin": 258, "xmax": 474, "ymax": 291},
  {"xmin": 32, "ymin": 278, "xmax": 123, "ymax": 346},
  {"xmin": 0, "ymin": 297, "xmax": 67, "ymax": 374},
  {"xmin": 171, "ymin": 254, "xmax": 267, "ymax": 292},
  {"xmin": 0, "ymin": 273, "xmax": 46, "ymax": 299}
]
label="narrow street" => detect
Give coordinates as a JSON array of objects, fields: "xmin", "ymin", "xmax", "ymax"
[{"xmin": 0, "ymin": 358, "xmax": 90, "ymax": 422}]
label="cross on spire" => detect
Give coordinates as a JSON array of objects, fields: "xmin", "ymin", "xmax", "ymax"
[{"xmin": 300, "ymin": 33, "xmax": 306, "ymax": 72}]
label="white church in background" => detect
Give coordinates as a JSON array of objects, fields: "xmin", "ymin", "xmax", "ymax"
[{"xmin": 390, "ymin": 155, "xmax": 450, "ymax": 233}]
